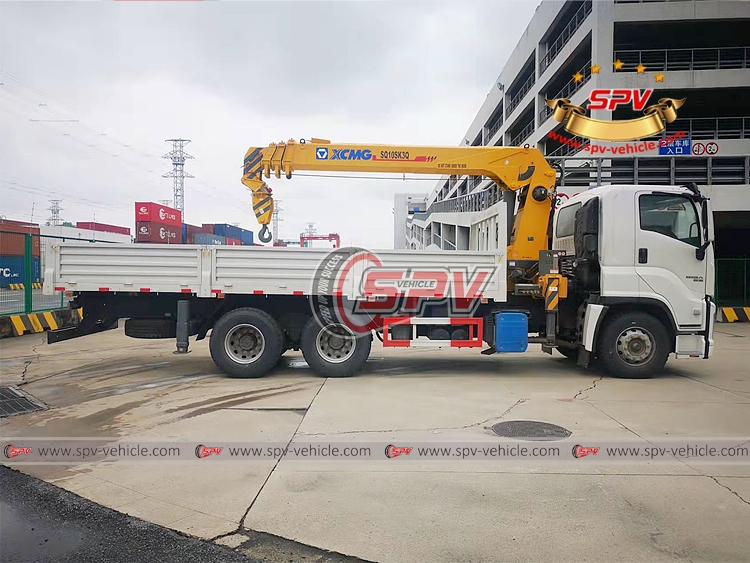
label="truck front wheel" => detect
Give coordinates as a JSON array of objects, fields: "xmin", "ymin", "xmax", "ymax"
[
  {"xmin": 209, "ymin": 308, "xmax": 283, "ymax": 378},
  {"xmin": 300, "ymin": 318, "xmax": 371, "ymax": 378},
  {"xmin": 597, "ymin": 312, "xmax": 670, "ymax": 379}
]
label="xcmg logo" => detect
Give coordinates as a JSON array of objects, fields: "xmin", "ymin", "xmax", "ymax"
[
  {"xmin": 315, "ymin": 147, "xmax": 372, "ymax": 161},
  {"xmin": 588, "ymin": 89, "xmax": 653, "ymax": 111}
]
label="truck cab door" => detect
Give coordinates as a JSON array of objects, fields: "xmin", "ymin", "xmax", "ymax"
[{"xmin": 635, "ymin": 192, "xmax": 708, "ymax": 329}]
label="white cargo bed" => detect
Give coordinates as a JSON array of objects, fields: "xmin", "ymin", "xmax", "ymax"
[{"xmin": 44, "ymin": 243, "xmax": 507, "ymax": 301}]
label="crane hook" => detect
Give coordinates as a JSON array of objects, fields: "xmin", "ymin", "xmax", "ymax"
[{"xmin": 258, "ymin": 224, "xmax": 272, "ymax": 243}]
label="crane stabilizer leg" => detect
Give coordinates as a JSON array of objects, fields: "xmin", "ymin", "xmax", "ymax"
[{"xmin": 242, "ymin": 146, "xmax": 275, "ymax": 243}]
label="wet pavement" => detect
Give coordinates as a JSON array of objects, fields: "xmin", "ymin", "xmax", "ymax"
[{"xmin": 0, "ymin": 464, "xmax": 253, "ymax": 563}]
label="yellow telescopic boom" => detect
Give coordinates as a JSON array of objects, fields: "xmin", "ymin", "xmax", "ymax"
[{"xmin": 242, "ymin": 138, "xmax": 556, "ymax": 261}]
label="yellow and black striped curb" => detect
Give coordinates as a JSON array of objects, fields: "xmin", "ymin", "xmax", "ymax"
[
  {"xmin": 2, "ymin": 308, "xmax": 83, "ymax": 337},
  {"xmin": 3, "ymin": 282, "xmax": 43, "ymax": 290},
  {"xmin": 718, "ymin": 307, "xmax": 750, "ymax": 323}
]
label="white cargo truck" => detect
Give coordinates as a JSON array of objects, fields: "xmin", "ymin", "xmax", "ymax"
[{"xmin": 44, "ymin": 183, "xmax": 715, "ymax": 379}]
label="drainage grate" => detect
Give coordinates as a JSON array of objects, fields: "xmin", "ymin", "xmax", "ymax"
[
  {"xmin": 0, "ymin": 386, "xmax": 46, "ymax": 418},
  {"xmin": 491, "ymin": 420, "xmax": 571, "ymax": 441}
]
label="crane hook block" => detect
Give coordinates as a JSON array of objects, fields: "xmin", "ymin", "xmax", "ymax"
[{"xmin": 258, "ymin": 225, "xmax": 272, "ymax": 243}]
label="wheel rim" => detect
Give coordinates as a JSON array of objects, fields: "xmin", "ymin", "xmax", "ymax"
[
  {"xmin": 615, "ymin": 326, "xmax": 655, "ymax": 365},
  {"xmin": 315, "ymin": 324, "xmax": 356, "ymax": 364},
  {"xmin": 224, "ymin": 324, "xmax": 265, "ymax": 364}
]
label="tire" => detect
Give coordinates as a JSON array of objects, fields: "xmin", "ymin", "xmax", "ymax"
[
  {"xmin": 124, "ymin": 318, "xmax": 176, "ymax": 339},
  {"xmin": 209, "ymin": 308, "xmax": 283, "ymax": 378},
  {"xmin": 300, "ymin": 317, "xmax": 372, "ymax": 378},
  {"xmin": 597, "ymin": 312, "xmax": 670, "ymax": 379}
]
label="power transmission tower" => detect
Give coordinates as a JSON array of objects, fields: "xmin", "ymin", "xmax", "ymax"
[
  {"xmin": 303, "ymin": 222, "xmax": 317, "ymax": 238},
  {"xmin": 47, "ymin": 199, "xmax": 63, "ymax": 226},
  {"xmin": 162, "ymin": 139, "xmax": 194, "ymax": 216},
  {"xmin": 272, "ymin": 200, "xmax": 283, "ymax": 242}
]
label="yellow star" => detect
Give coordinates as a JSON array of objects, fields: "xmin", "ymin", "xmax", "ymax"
[
  {"xmin": 654, "ymin": 71, "xmax": 665, "ymax": 83},
  {"xmin": 590, "ymin": 63, "xmax": 601, "ymax": 74},
  {"xmin": 635, "ymin": 63, "xmax": 647, "ymax": 74},
  {"xmin": 572, "ymin": 72, "xmax": 584, "ymax": 83},
  {"xmin": 613, "ymin": 59, "xmax": 624, "ymax": 71}
]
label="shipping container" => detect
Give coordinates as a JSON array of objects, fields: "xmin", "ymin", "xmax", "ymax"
[
  {"xmin": 183, "ymin": 224, "xmax": 210, "ymax": 245},
  {"xmin": 213, "ymin": 223, "xmax": 243, "ymax": 241},
  {"xmin": 225, "ymin": 237, "xmax": 241, "ymax": 246},
  {"xmin": 0, "ymin": 256, "xmax": 41, "ymax": 287},
  {"xmin": 75, "ymin": 222, "xmax": 131, "ymax": 236},
  {"xmin": 202, "ymin": 224, "xmax": 214, "ymax": 234},
  {"xmin": 239, "ymin": 229, "xmax": 254, "ymax": 245},
  {"xmin": 181, "ymin": 223, "xmax": 187, "ymax": 243},
  {"xmin": 135, "ymin": 202, "xmax": 182, "ymax": 227},
  {"xmin": 0, "ymin": 221, "xmax": 41, "ymax": 257},
  {"xmin": 135, "ymin": 221, "xmax": 183, "ymax": 244},
  {"xmin": 193, "ymin": 233, "xmax": 226, "ymax": 245}
]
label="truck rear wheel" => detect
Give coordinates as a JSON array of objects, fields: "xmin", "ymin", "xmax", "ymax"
[
  {"xmin": 209, "ymin": 308, "xmax": 283, "ymax": 378},
  {"xmin": 300, "ymin": 318, "xmax": 371, "ymax": 378},
  {"xmin": 597, "ymin": 312, "xmax": 669, "ymax": 379}
]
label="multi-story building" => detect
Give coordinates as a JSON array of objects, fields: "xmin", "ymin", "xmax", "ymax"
[
  {"xmin": 402, "ymin": 0, "xmax": 749, "ymax": 305},
  {"xmin": 393, "ymin": 193, "xmax": 428, "ymax": 249}
]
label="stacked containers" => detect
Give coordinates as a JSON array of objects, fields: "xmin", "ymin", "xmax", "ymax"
[
  {"xmin": 239, "ymin": 228, "xmax": 254, "ymax": 246},
  {"xmin": 135, "ymin": 202, "xmax": 183, "ymax": 244},
  {"xmin": 0, "ymin": 219, "xmax": 41, "ymax": 286},
  {"xmin": 212, "ymin": 223, "xmax": 242, "ymax": 241},
  {"xmin": 194, "ymin": 233, "xmax": 226, "ymax": 245},
  {"xmin": 75, "ymin": 222, "xmax": 131, "ymax": 236},
  {"xmin": 184, "ymin": 224, "xmax": 212, "ymax": 244}
]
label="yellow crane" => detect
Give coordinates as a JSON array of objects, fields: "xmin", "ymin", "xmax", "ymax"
[{"xmin": 242, "ymin": 138, "xmax": 557, "ymax": 263}]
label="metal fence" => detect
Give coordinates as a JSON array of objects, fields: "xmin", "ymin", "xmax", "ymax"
[
  {"xmin": 0, "ymin": 231, "xmax": 114, "ymax": 316},
  {"xmin": 716, "ymin": 259, "xmax": 750, "ymax": 307}
]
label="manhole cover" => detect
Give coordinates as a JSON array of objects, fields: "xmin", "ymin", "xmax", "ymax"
[
  {"xmin": 0, "ymin": 386, "xmax": 46, "ymax": 418},
  {"xmin": 491, "ymin": 420, "xmax": 571, "ymax": 441}
]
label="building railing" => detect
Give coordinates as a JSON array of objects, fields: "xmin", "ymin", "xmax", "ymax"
[
  {"xmin": 540, "ymin": 1, "xmax": 593, "ymax": 74},
  {"xmin": 716, "ymin": 258, "xmax": 750, "ymax": 307},
  {"xmin": 666, "ymin": 117, "xmax": 750, "ymax": 140},
  {"xmin": 546, "ymin": 136, "xmax": 586, "ymax": 158},
  {"xmin": 510, "ymin": 121, "xmax": 536, "ymax": 147},
  {"xmin": 486, "ymin": 115, "xmax": 504, "ymax": 143},
  {"xmin": 425, "ymin": 185, "xmax": 504, "ymax": 216},
  {"xmin": 614, "ymin": 47, "xmax": 750, "ymax": 72},
  {"xmin": 540, "ymin": 61, "xmax": 592, "ymax": 124},
  {"xmin": 548, "ymin": 155, "xmax": 750, "ymax": 187},
  {"xmin": 507, "ymin": 73, "xmax": 536, "ymax": 116}
]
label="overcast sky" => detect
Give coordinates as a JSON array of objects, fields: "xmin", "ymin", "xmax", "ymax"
[{"xmin": 0, "ymin": 1, "xmax": 540, "ymax": 248}]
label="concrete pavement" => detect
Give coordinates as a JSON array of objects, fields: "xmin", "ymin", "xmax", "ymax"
[{"xmin": 1, "ymin": 324, "xmax": 749, "ymax": 562}]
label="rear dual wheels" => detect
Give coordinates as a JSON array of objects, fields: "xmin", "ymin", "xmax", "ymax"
[
  {"xmin": 301, "ymin": 318, "xmax": 371, "ymax": 378},
  {"xmin": 209, "ymin": 308, "xmax": 283, "ymax": 378}
]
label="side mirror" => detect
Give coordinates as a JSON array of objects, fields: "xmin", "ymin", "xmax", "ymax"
[{"xmin": 695, "ymin": 240, "xmax": 710, "ymax": 261}]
